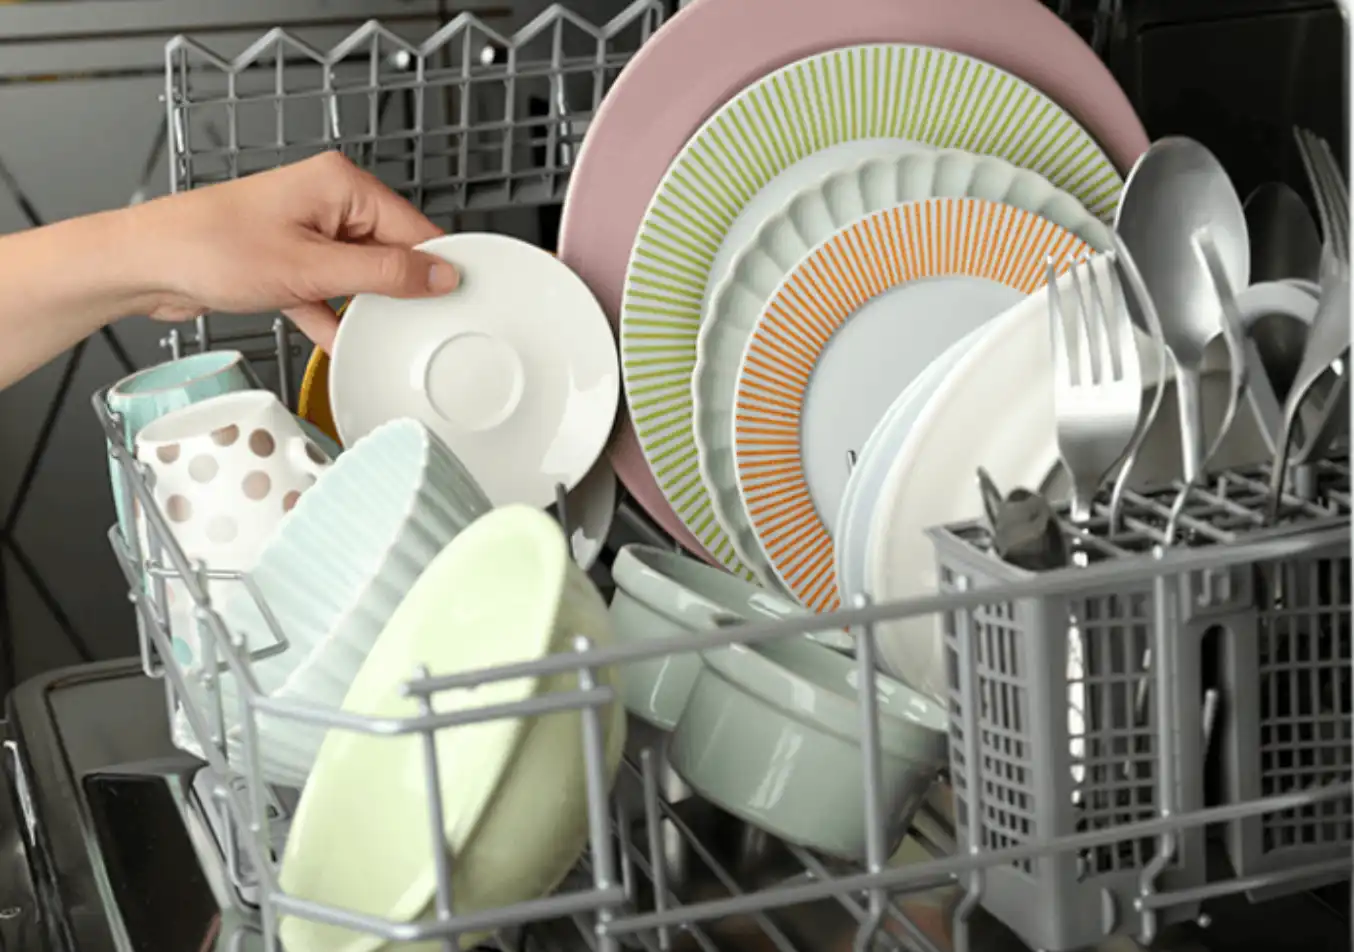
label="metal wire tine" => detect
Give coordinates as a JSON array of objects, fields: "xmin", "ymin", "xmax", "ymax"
[
  {"xmin": 1064, "ymin": 256, "xmax": 1099, "ymax": 386},
  {"xmin": 414, "ymin": 661, "xmax": 460, "ymax": 952},
  {"xmin": 638, "ymin": 750, "xmax": 673, "ymax": 952},
  {"xmin": 1295, "ymin": 128, "xmax": 1336, "ymax": 252},
  {"xmin": 851, "ymin": 594, "xmax": 887, "ymax": 952},
  {"xmin": 1315, "ymin": 135, "xmax": 1350, "ymax": 262},
  {"xmin": 574, "ymin": 636, "xmax": 621, "ymax": 952}
]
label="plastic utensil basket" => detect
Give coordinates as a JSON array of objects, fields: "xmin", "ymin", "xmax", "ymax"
[{"xmin": 927, "ymin": 461, "xmax": 1352, "ymax": 952}]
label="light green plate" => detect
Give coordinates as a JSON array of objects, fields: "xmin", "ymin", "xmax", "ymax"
[{"xmin": 620, "ymin": 43, "xmax": 1124, "ymax": 584}]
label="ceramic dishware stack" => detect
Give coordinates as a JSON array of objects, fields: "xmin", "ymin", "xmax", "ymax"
[
  {"xmin": 172, "ymin": 417, "xmax": 491, "ymax": 786},
  {"xmin": 559, "ymin": 0, "xmax": 1149, "ymax": 561},
  {"xmin": 278, "ymin": 506, "xmax": 625, "ymax": 952},
  {"xmin": 134, "ymin": 389, "xmax": 334, "ymax": 669},
  {"xmin": 105, "ymin": 351, "xmax": 255, "ymax": 537}
]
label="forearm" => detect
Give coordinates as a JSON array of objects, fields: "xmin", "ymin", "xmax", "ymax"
[{"xmin": 0, "ymin": 207, "xmax": 159, "ymax": 390}]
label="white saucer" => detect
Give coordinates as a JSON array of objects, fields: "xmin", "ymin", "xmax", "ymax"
[{"xmin": 329, "ymin": 234, "xmax": 620, "ymax": 508}]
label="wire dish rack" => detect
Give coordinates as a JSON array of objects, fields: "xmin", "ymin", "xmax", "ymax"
[
  {"xmin": 159, "ymin": 0, "xmax": 664, "ymax": 379},
  {"xmin": 94, "ymin": 378, "xmax": 1353, "ymax": 952}
]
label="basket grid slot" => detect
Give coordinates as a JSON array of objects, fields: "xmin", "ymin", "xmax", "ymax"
[
  {"xmin": 1071, "ymin": 591, "xmax": 1160, "ymax": 874},
  {"xmin": 945, "ymin": 599, "xmax": 1040, "ymax": 873},
  {"xmin": 942, "ymin": 568, "xmax": 1171, "ymax": 878},
  {"xmin": 1257, "ymin": 554, "xmax": 1354, "ymax": 852}
]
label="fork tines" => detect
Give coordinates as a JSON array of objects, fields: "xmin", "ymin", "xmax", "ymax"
[{"xmin": 1047, "ymin": 253, "xmax": 1144, "ymax": 523}]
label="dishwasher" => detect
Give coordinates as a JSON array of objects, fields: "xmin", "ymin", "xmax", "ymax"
[{"xmin": 0, "ymin": 2, "xmax": 1351, "ymax": 952}]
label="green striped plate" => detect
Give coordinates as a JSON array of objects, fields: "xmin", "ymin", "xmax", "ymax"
[{"xmin": 620, "ymin": 44, "xmax": 1123, "ymax": 584}]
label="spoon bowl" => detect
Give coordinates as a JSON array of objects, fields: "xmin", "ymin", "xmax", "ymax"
[
  {"xmin": 1115, "ymin": 137, "xmax": 1249, "ymax": 478},
  {"xmin": 1244, "ymin": 182, "xmax": 1322, "ymax": 284},
  {"xmin": 1248, "ymin": 311, "xmax": 1309, "ymax": 398}
]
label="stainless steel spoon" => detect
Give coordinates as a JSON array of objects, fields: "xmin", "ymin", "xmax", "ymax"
[
  {"xmin": 1166, "ymin": 229, "xmax": 1251, "ymax": 541},
  {"xmin": 1114, "ymin": 137, "xmax": 1250, "ymax": 482},
  {"xmin": 1245, "ymin": 181, "xmax": 1322, "ymax": 284}
]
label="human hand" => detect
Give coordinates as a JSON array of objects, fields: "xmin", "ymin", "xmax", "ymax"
[{"xmin": 128, "ymin": 151, "xmax": 459, "ymax": 352}]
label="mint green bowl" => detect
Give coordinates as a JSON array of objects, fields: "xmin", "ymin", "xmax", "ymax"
[
  {"xmin": 669, "ymin": 634, "xmax": 948, "ymax": 861},
  {"xmin": 609, "ymin": 545, "xmax": 849, "ymax": 730}
]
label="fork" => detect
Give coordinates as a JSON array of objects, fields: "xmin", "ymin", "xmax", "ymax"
[
  {"xmin": 1266, "ymin": 128, "xmax": 1352, "ymax": 520},
  {"xmin": 1049, "ymin": 254, "xmax": 1144, "ymax": 523},
  {"xmin": 1164, "ymin": 228, "xmax": 1252, "ymax": 541}
]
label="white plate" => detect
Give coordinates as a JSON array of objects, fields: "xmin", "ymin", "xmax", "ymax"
[
  {"xmin": 330, "ymin": 234, "xmax": 619, "ymax": 508},
  {"xmin": 836, "ymin": 323, "xmax": 989, "ymax": 606},
  {"xmin": 730, "ymin": 198, "xmax": 1092, "ymax": 613},
  {"xmin": 695, "ymin": 149, "xmax": 1112, "ymax": 589},
  {"xmin": 866, "ymin": 256, "xmax": 1283, "ymax": 698}
]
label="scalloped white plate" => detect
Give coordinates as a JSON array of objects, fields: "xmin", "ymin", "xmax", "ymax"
[{"xmin": 694, "ymin": 149, "xmax": 1112, "ymax": 590}]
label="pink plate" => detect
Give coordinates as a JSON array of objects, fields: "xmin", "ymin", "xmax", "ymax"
[{"xmin": 558, "ymin": 0, "xmax": 1149, "ymax": 561}]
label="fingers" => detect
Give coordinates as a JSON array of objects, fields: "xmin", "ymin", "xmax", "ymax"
[
  {"xmin": 284, "ymin": 300, "xmax": 341, "ymax": 354},
  {"xmin": 353, "ymin": 174, "xmax": 445, "ymax": 248},
  {"xmin": 298, "ymin": 241, "xmax": 461, "ymax": 304},
  {"xmin": 312, "ymin": 152, "xmax": 444, "ymax": 248}
]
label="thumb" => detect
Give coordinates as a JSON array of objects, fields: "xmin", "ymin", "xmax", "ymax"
[{"xmin": 308, "ymin": 243, "xmax": 460, "ymax": 300}]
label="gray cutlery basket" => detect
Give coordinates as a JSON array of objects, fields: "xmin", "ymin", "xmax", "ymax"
[
  {"xmin": 927, "ymin": 462, "xmax": 1351, "ymax": 952},
  {"xmin": 1220, "ymin": 542, "xmax": 1351, "ymax": 891}
]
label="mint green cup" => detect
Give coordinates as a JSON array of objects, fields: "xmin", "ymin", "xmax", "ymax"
[
  {"xmin": 105, "ymin": 351, "xmax": 253, "ymax": 541},
  {"xmin": 105, "ymin": 350, "xmax": 340, "ymax": 546},
  {"xmin": 669, "ymin": 634, "xmax": 948, "ymax": 861}
]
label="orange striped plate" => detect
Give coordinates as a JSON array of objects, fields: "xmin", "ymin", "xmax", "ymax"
[{"xmin": 731, "ymin": 197, "xmax": 1089, "ymax": 614}]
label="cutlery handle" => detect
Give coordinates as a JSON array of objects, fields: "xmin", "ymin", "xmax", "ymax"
[
  {"xmin": 1243, "ymin": 337, "xmax": 1287, "ymax": 455},
  {"xmin": 1176, "ymin": 366, "xmax": 1206, "ymax": 482}
]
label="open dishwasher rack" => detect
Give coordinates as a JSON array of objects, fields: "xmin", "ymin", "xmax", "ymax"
[
  {"xmin": 95, "ymin": 401, "xmax": 1354, "ymax": 952},
  {"xmin": 133, "ymin": 4, "xmax": 1354, "ymax": 951}
]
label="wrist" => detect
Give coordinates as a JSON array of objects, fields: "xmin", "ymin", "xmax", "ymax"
[
  {"xmin": 102, "ymin": 200, "xmax": 188, "ymax": 321},
  {"xmin": 30, "ymin": 204, "xmax": 174, "ymax": 329}
]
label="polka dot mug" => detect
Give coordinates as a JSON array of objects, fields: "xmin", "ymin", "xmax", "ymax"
[{"xmin": 134, "ymin": 389, "xmax": 334, "ymax": 668}]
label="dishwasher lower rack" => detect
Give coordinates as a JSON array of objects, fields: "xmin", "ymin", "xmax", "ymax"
[{"xmin": 93, "ymin": 378, "xmax": 1354, "ymax": 952}]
